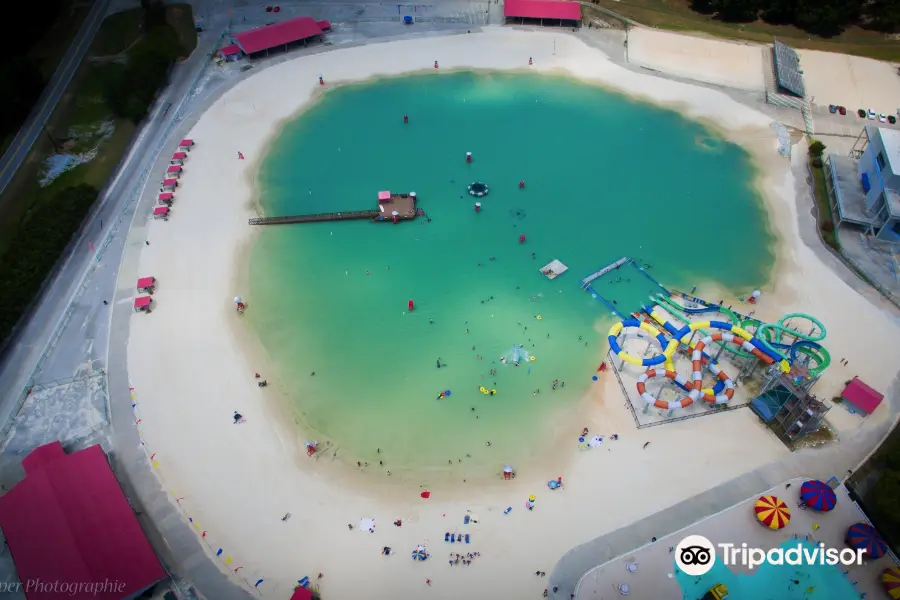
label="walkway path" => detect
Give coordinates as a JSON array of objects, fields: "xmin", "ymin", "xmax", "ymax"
[{"xmin": 0, "ymin": 0, "xmax": 111, "ymax": 196}]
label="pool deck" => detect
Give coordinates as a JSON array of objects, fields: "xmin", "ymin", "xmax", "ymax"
[{"xmin": 574, "ymin": 478, "xmax": 896, "ymax": 599}]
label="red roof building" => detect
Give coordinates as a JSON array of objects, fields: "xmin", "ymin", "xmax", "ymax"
[
  {"xmin": 841, "ymin": 377, "xmax": 884, "ymax": 415},
  {"xmin": 233, "ymin": 16, "xmax": 325, "ymax": 55},
  {"xmin": 290, "ymin": 587, "xmax": 313, "ymax": 600},
  {"xmin": 504, "ymin": 0, "xmax": 581, "ymax": 23},
  {"xmin": 0, "ymin": 443, "xmax": 165, "ymax": 599}
]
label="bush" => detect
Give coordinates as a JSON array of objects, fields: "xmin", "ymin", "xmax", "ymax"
[
  {"xmin": 0, "ymin": 185, "xmax": 98, "ymax": 343},
  {"xmin": 858, "ymin": 109, "xmax": 867, "ymax": 118},
  {"xmin": 809, "ymin": 140, "xmax": 826, "ymax": 157}
]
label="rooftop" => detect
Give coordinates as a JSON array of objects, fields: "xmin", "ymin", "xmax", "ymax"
[
  {"xmin": 870, "ymin": 125, "xmax": 900, "ymax": 178},
  {"xmin": 504, "ymin": 0, "xmax": 582, "ymax": 21},
  {"xmin": 233, "ymin": 16, "xmax": 324, "ymax": 55},
  {"xmin": 842, "ymin": 377, "xmax": 884, "ymax": 414},
  {"xmin": 0, "ymin": 443, "xmax": 165, "ymax": 599},
  {"xmin": 828, "ymin": 154, "xmax": 879, "ymax": 226}
]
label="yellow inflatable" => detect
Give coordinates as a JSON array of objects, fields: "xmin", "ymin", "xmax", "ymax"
[
  {"xmin": 479, "ymin": 386, "xmax": 489, "ymax": 395},
  {"xmin": 490, "ymin": 389, "xmax": 497, "ymax": 395},
  {"xmin": 529, "ymin": 356, "xmax": 536, "ymax": 361},
  {"xmin": 536, "ymin": 315, "xmax": 542, "ymax": 320}
]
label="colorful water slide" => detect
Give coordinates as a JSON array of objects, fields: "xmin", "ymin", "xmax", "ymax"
[
  {"xmin": 622, "ymin": 313, "xmax": 788, "ymax": 411},
  {"xmin": 607, "ymin": 319, "xmax": 679, "ymax": 368}
]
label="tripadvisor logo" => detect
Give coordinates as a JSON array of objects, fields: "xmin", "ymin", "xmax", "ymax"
[
  {"xmin": 675, "ymin": 535, "xmax": 716, "ymax": 576},
  {"xmin": 675, "ymin": 534, "xmax": 867, "ymax": 576}
]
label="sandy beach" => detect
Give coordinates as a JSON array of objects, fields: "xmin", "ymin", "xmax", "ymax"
[{"xmin": 124, "ymin": 28, "xmax": 900, "ymax": 599}]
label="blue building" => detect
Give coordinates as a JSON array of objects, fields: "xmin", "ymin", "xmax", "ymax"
[{"xmin": 826, "ymin": 126, "xmax": 900, "ymax": 244}]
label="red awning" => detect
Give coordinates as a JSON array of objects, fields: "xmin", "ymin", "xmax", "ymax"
[
  {"xmin": 220, "ymin": 44, "xmax": 241, "ymax": 57},
  {"xmin": 316, "ymin": 20, "xmax": 332, "ymax": 31},
  {"xmin": 172, "ymin": 152, "xmax": 187, "ymax": 160},
  {"xmin": 233, "ymin": 16, "xmax": 323, "ymax": 54},
  {"xmin": 153, "ymin": 206, "xmax": 170, "ymax": 215},
  {"xmin": 0, "ymin": 444, "xmax": 165, "ymax": 600},
  {"xmin": 166, "ymin": 165, "xmax": 182, "ymax": 173},
  {"xmin": 179, "ymin": 139, "xmax": 194, "ymax": 147},
  {"xmin": 842, "ymin": 377, "xmax": 884, "ymax": 414},
  {"xmin": 137, "ymin": 277, "xmax": 155, "ymax": 289},
  {"xmin": 504, "ymin": 0, "xmax": 581, "ymax": 20},
  {"xmin": 134, "ymin": 296, "xmax": 152, "ymax": 309},
  {"xmin": 158, "ymin": 193, "xmax": 173, "ymax": 201},
  {"xmin": 162, "ymin": 178, "xmax": 178, "ymax": 187},
  {"xmin": 290, "ymin": 587, "xmax": 313, "ymax": 600}
]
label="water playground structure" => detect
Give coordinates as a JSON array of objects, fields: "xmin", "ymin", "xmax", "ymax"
[{"xmin": 606, "ymin": 294, "xmax": 830, "ymax": 413}]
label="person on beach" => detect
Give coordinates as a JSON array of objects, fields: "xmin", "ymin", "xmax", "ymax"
[
  {"xmin": 237, "ymin": 151, "xmax": 245, "ymax": 160},
  {"xmin": 643, "ymin": 441, "xmax": 651, "ymax": 449},
  {"xmin": 233, "ymin": 411, "xmax": 244, "ymax": 424}
]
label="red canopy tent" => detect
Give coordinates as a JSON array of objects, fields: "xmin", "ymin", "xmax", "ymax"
[
  {"xmin": 841, "ymin": 377, "xmax": 884, "ymax": 415},
  {"xmin": 178, "ymin": 139, "xmax": 194, "ymax": 150},
  {"xmin": 153, "ymin": 206, "xmax": 170, "ymax": 219},
  {"xmin": 166, "ymin": 165, "xmax": 182, "ymax": 175},
  {"xmin": 171, "ymin": 152, "xmax": 187, "ymax": 163},
  {"xmin": 134, "ymin": 296, "xmax": 152, "ymax": 311},
  {"xmin": 157, "ymin": 193, "xmax": 174, "ymax": 204},
  {"xmin": 504, "ymin": 0, "xmax": 581, "ymax": 21},
  {"xmin": 290, "ymin": 587, "xmax": 313, "ymax": 600},
  {"xmin": 137, "ymin": 277, "xmax": 155, "ymax": 292},
  {"xmin": 0, "ymin": 443, "xmax": 166, "ymax": 600}
]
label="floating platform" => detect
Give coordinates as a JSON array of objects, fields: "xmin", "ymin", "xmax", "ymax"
[
  {"xmin": 375, "ymin": 191, "xmax": 419, "ymax": 222},
  {"xmin": 581, "ymin": 257, "xmax": 631, "ymax": 287},
  {"xmin": 540, "ymin": 260, "xmax": 568, "ymax": 280}
]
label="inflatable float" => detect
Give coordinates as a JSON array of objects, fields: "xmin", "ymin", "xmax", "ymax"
[{"xmin": 468, "ymin": 181, "xmax": 489, "ymax": 197}]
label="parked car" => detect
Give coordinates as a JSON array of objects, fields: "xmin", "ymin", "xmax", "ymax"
[
  {"xmin": 839, "ymin": 106, "xmax": 847, "ymax": 116},
  {"xmin": 880, "ymin": 113, "xmax": 887, "ymax": 123},
  {"xmin": 868, "ymin": 108, "xmax": 877, "ymax": 120}
]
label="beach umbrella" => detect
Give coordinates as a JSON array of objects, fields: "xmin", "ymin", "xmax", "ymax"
[
  {"xmin": 234, "ymin": 296, "xmax": 242, "ymax": 303},
  {"xmin": 588, "ymin": 435, "xmax": 603, "ymax": 448},
  {"xmin": 799, "ymin": 480, "xmax": 837, "ymax": 512},
  {"xmin": 391, "ymin": 210, "xmax": 399, "ymax": 216},
  {"xmin": 358, "ymin": 518, "xmax": 376, "ymax": 532},
  {"xmin": 754, "ymin": 495, "xmax": 791, "ymax": 529},
  {"xmin": 881, "ymin": 567, "xmax": 900, "ymax": 599},
  {"xmin": 846, "ymin": 522, "xmax": 887, "ymax": 559},
  {"xmin": 503, "ymin": 465, "xmax": 513, "ymax": 473},
  {"xmin": 528, "ymin": 494, "xmax": 536, "ymax": 502},
  {"xmin": 420, "ymin": 491, "xmax": 431, "ymax": 499}
]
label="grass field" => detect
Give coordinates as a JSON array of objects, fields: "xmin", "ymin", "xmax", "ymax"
[
  {"xmin": 0, "ymin": 4, "xmax": 196, "ymax": 262},
  {"xmin": 587, "ymin": 0, "xmax": 900, "ymax": 61}
]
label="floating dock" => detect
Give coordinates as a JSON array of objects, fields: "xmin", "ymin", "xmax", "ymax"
[
  {"xmin": 539, "ymin": 260, "xmax": 568, "ymax": 280},
  {"xmin": 581, "ymin": 257, "xmax": 631, "ymax": 287}
]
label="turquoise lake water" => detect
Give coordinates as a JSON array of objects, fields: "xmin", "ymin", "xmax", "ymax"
[
  {"xmin": 676, "ymin": 540, "xmax": 860, "ymax": 599},
  {"xmin": 247, "ymin": 71, "xmax": 776, "ymax": 478}
]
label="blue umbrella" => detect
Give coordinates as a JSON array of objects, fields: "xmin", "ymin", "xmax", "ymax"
[
  {"xmin": 799, "ymin": 480, "xmax": 837, "ymax": 512},
  {"xmin": 846, "ymin": 522, "xmax": 887, "ymax": 559}
]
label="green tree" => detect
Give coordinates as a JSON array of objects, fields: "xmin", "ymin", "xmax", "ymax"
[
  {"xmin": 713, "ymin": 0, "xmax": 762, "ymax": 22},
  {"xmin": 793, "ymin": 0, "xmax": 859, "ymax": 36},
  {"xmin": 809, "ymin": 140, "xmax": 827, "ymax": 157},
  {"xmin": 690, "ymin": 0, "xmax": 717, "ymax": 15},
  {"xmin": 866, "ymin": 0, "xmax": 900, "ymax": 32},
  {"xmin": 760, "ymin": 0, "xmax": 797, "ymax": 24},
  {"xmin": 873, "ymin": 470, "xmax": 900, "ymax": 526}
]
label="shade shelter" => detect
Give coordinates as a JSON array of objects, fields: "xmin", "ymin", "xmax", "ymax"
[
  {"xmin": 841, "ymin": 377, "xmax": 884, "ymax": 415},
  {"xmin": 152, "ymin": 206, "xmax": 170, "ymax": 220},
  {"xmin": 137, "ymin": 277, "xmax": 156, "ymax": 293},
  {"xmin": 882, "ymin": 567, "xmax": 900, "ymax": 599},
  {"xmin": 161, "ymin": 178, "xmax": 178, "ymax": 192},
  {"xmin": 157, "ymin": 193, "xmax": 174, "ymax": 205},
  {"xmin": 134, "ymin": 296, "xmax": 153, "ymax": 312},
  {"xmin": 754, "ymin": 495, "xmax": 791, "ymax": 529},
  {"xmin": 290, "ymin": 585, "xmax": 314, "ymax": 600},
  {"xmin": 178, "ymin": 138, "xmax": 194, "ymax": 151},
  {"xmin": 0, "ymin": 442, "xmax": 166, "ymax": 599},
  {"xmin": 504, "ymin": 0, "xmax": 581, "ymax": 27},
  {"xmin": 166, "ymin": 165, "xmax": 182, "ymax": 177},
  {"xmin": 846, "ymin": 522, "xmax": 887, "ymax": 559},
  {"xmin": 170, "ymin": 151, "xmax": 187, "ymax": 164},
  {"xmin": 227, "ymin": 16, "xmax": 326, "ymax": 58},
  {"xmin": 799, "ymin": 479, "xmax": 837, "ymax": 512}
]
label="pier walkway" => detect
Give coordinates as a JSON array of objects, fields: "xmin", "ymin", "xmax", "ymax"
[
  {"xmin": 249, "ymin": 210, "xmax": 379, "ymax": 225},
  {"xmin": 580, "ymin": 257, "xmax": 631, "ymax": 287}
]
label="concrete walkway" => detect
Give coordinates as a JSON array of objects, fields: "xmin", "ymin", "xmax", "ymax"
[{"xmin": 548, "ymin": 143, "xmax": 900, "ymax": 600}]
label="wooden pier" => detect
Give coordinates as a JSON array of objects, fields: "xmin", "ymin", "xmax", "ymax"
[
  {"xmin": 249, "ymin": 210, "xmax": 378, "ymax": 225},
  {"xmin": 249, "ymin": 191, "xmax": 424, "ymax": 226}
]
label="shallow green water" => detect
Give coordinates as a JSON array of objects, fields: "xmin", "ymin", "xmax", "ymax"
[{"xmin": 247, "ymin": 71, "xmax": 775, "ymax": 477}]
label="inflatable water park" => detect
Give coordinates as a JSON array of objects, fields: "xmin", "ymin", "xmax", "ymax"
[{"xmin": 589, "ymin": 259, "xmax": 830, "ymax": 416}]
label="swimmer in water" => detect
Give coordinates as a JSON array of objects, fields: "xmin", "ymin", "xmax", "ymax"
[{"xmin": 436, "ymin": 358, "xmax": 442, "ymax": 368}]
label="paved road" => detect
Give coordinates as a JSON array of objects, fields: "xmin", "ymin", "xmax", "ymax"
[{"xmin": 0, "ymin": 0, "xmax": 111, "ymax": 196}]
